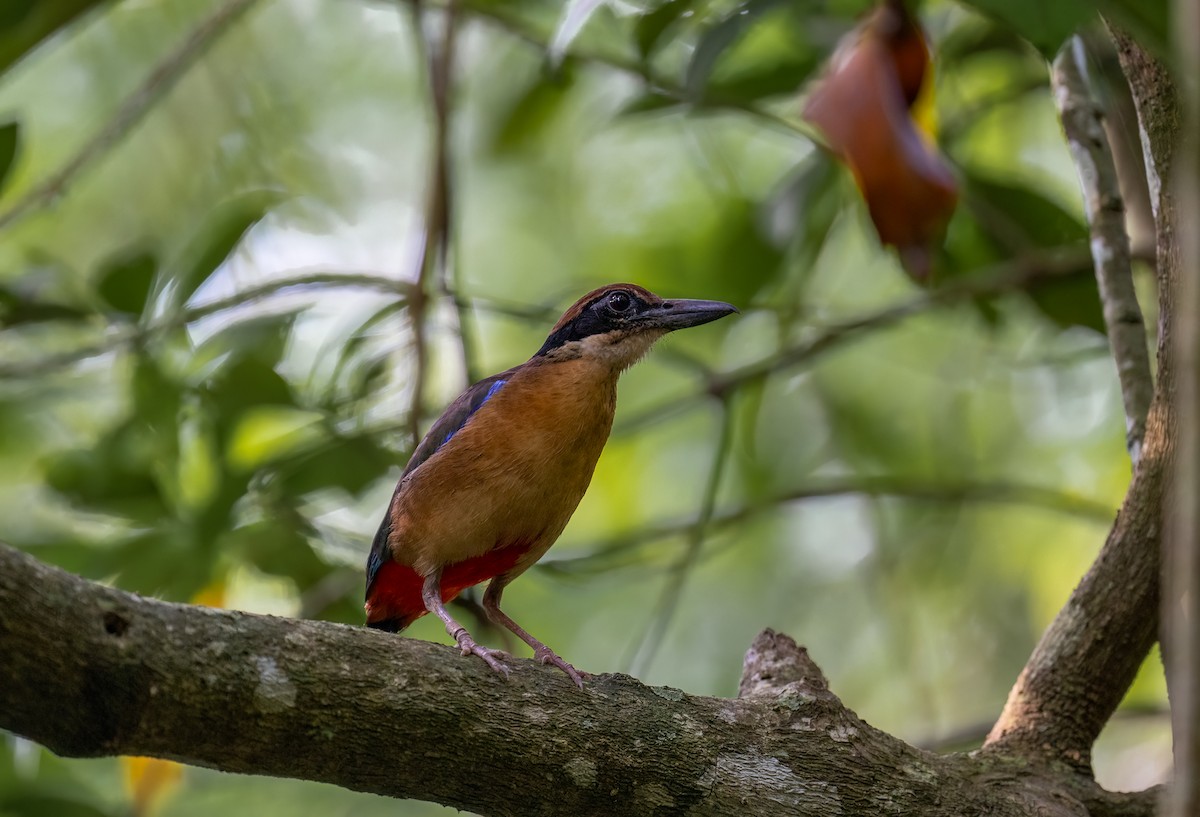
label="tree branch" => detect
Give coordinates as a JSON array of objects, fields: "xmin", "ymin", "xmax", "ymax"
[
  {"xmin": 403, "ymin": 0, "xmax": 459, "ymax": 449},
  {"xmin": 738, "ymin": 629, "xmax": 830, "ymax": 699},
  {"xmin": 0, "ymin": 272, "xmax": 417, "ymax": 380},
  {"xmin": 540, "ymin": 475, "xmax": 1115, "ymax": 577},
  {"xmin": 1164, "ymin": 0, "xmax": 1200, "ymax": 811},
  {"xmin": 618, "ymin": 249, "xmax": 1092, "ymax": 434},
  {"xmin": 1051, "ymin": 36, "xmax": 1152, "ymax": 465},
  {"xmin": 0, "ymin": 545, "xmax": 1157, "ymax": 817},
  {"xmin": 984, "ymin": 28, "xmax": 1182, "ymax": 772}
]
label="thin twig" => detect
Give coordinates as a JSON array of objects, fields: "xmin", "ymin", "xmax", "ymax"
[
  {"xmin": 187, "ymin": 272, "xmax": 417, "ymax": 322},
  {"xmin": 626, "ymin": 401, "xmax": 734, "ymax": 676},
  {"xmin": 1051, "ymin": 36, "xmax": 1152, "ymax": 465},
  {"xmin": 540, "ymin": 475, "xmax": 1116, "ymax": 576},
  {"xmin": 618, "ymin": 249, "xmax": 1092, "ymax": 434},
  {"xmin": 422, "ymin": 0, "xmax": 820, "ymax": 143},
  {"xmin": 0, "ymin": 271, "xmax": 415, "ymax": 379},
  {"xmin": 429, "ymin": 0, "xmax": 475, "ymax": 387},
  {"xmin": 405, "ymin": 0, "xmax": 459, "ymax": 449},
  {"xmin": 0, "ymin": 0, "xmax": 262, "ymax": 234}
]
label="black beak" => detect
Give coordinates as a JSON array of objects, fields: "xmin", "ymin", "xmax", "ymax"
[{"xmin": 638, "ymin": 299, "xmax": 739, "ymax": 332}]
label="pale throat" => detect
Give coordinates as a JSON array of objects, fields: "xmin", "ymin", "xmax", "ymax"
[{"xmin": 549, "ymin": 329, "xmax": 666, "ymax": 371}]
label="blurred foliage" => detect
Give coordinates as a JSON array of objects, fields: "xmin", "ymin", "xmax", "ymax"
[{"xmin": 0, "ymin": 0, "xmax": 1169, "ymax": 815}]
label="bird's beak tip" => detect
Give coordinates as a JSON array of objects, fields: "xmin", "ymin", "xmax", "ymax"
[{"xmin": 650, "ymin": 298, "xmax": 740, "ymax": 331}]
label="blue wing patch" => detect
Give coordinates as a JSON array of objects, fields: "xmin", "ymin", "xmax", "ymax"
[
  {"xmin": 400, "ymin": 372, "xmax": 513, "ymax": 481},
  {"xmin": 440, "ymin": 379, "xmax": 507, "ymax": 447},
  {"xmin": 369, "ymin": 374, "xmax": 511, "ymax": 601}
]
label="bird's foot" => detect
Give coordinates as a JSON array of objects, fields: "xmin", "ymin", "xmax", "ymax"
[
  {"xmin": 532, "ymin": 645, "xmax": 586, "ymax": 689},
  {"xmin": 454, "ymin": 630, "xmax": 510, "ymax": 678}
]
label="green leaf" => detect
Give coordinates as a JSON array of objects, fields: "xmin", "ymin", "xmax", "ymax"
[
  {"xmin": 226, "ymin": 406, "xmax": 326, "ymax": 471},
  {"xmin": 549, "ymin": 0, "xmax": 607, "ymax": 66},
  {"xmin": 964, "ymin": 173, "xmax": 1087, "ymax": 250},
  {"xmin": 616, "ymin": 90, "xmax": 685, "ymax": 117},
  {"xmin": 0, "ymin": 795, "xmax": 115, "ymax": 817},
  {"xmin": 132, "ymin": 354, "xmax": 182, "ymax": 431},
  {"xmin": 194, "ymin": 311, "xmax": 298, "ymax": 377},
  {"xmin": 686, "ymin": 0, "xmax": 790, "ymax": 100},
  {"xmin": 205, "ymin": 354, "xmax": 295, "ymax": 421},
  {"xmin": 225, "ymin": 519, "xmax": 329, "ymax": 588},
  {"xmin": 643, "ymin": 196, "xmax": 784, "ymax": 305},
  {"xmin": 43, "ymin": 431, "xmax": 168, "ymax": 520},
  {"xmin": 489, "ymin": 64, "xmax": 578, "ymax": 154},
  {"xmin": 172, "ymin": 191, "xmax": 279, "ymax": 308},
  {"xmin": 635, "ymin": 0, "xmax": 698, "ymax": 59},
  {"xmin": 177, "ymin": 409, "xmax": 221, "ymax": 511},
  {"xmin": 110, "ymin": 529, "xmax": 215, "ymax": 599},
  {"xmin": 0, "ymin": 0, "xmax": 112, "ymax": 77},
  {"xmin": 0, "ymin": 286, "xmax": 90, "ymax": 327},
  {"xmin": 278, "ymin": 434, "xmax": 396, "ymax": 496},
  {"xmin": 763, "ymin": 151, "xmax": 846, "ymax": 268},
  {"xmin": 704, "ymin": 52, "xmax": 818, "ymax": 102},
  {"xmin": 0, "ymin": 120, "xmax": 18, "ymax": 193},
  {"xmin": 94, "ymin": 248, "xmax": 157, "ymax": 316},
  {"xmin": 953, "ymin": 173, "xmax": 1103, "ymax": 332},
  {"xmin": 953, "ymin": 0, "xmax": 1093, "ymax": 59},
  {"xmin": 1026, "ymin": 267, "xmax": 1106, "ymax": 333}
]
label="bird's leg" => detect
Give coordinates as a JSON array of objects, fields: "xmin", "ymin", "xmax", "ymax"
[
  {"xmin": 421, "ymin": 572, "xmax": 509, "ymax": 678},
  {"xmin": 482, "ymin": 579, "xmax": 586, "ymax": 689}
]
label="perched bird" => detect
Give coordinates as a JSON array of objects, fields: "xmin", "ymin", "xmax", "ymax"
[{"xmin": 365, "ymin": 283, "xmax": 737, "ymax": 686}]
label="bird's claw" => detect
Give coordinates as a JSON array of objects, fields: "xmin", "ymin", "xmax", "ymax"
[
  {"xmin": 455, "ymin": 631, "xmax": 510, "ymax": 678},
  {"xmin": 533, "ymin": 645, "xmax": 587, "ymax": 689}
]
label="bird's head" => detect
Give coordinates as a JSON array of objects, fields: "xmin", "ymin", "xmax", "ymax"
[{"xmin": 535, "ymin": 284, "xmax": 738, "ymax": 369}]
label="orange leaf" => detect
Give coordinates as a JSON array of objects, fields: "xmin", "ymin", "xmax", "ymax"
[
  {"xmin": 121, "ymin": 755, "xmax": 183, "ymax": 817},
  {"xmin": 802, "ymin": 0, "xmax": 957, "ymax": 279}
]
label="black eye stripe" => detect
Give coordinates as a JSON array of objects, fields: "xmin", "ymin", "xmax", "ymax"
[{"xmin": 535, "ymin": 289, "xmax": 654, "ymax": 355}]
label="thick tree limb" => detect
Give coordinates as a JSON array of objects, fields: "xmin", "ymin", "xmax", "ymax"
[
  {"xmin": 1164, "ymin": 1, "xmax": 1200, "ymax": 813},
  {"xmin": 1105, "ymin": 31, "xmax": 1189, "ymax": 816},
  {"xmin": 983, "ymin": 400, "xmax": 1167, "ymax": 766},
  {"xmin": 0, "ymin": 545, "xmax": 1156, "ymax": 817},
  {"xmin": 984, "ymin": 29, "xmax": 1182, "ymax": 770},
  {"xmin": 1051, "ymin": 36, "xmax": 1152, "ymax": 465}
]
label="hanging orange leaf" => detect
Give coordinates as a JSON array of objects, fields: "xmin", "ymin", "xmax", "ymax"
[{"xmin": 802, "ymin": 0, "xmax": 957, "ymax": 279}]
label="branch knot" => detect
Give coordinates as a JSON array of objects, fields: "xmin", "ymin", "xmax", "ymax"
[{"xmin": 737, "ymin": 628, "xmax": 830, "ymax": 699}]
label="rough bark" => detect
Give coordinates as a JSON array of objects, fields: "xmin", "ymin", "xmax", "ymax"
[
  {"xmin": 984, "ymin": 27, "xmax": 1180, "ymax": 770},
  {"xmin": 0, "ymin": 546, "xmax": 1156, "ymax": 817},
  {"xmin": 983, "ymin": 392, "xmax": 1167, "ymax": 767},
  {"xmin": 1164, "ymin": 1, "xmax": 1200, "ymax": 813},
  {"xmin": 1051, "ymin": 36, "xmax": 1152, "ymax": 464}
]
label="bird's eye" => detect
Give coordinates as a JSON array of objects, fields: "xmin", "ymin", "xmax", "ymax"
[{"xmin": 608, "ymin": 291, "xmax": 632, "ymax": 312}]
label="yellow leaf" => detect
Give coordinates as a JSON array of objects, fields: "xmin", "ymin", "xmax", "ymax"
[{"xmin": 122, "ymin": 755, "xmax": 183, "ymax": 817}]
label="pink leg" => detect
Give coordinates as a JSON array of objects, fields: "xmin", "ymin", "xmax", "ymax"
[
  {"xmin": 483, "ymin": 579, "xmax": 585, "ymax": 689},
  {"xmin": 422, "ymin": 572, "xmax": 509, "ymax": 678}
]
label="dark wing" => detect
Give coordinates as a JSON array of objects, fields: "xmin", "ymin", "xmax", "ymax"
[
  {"xmin": 365, "ymin": 368, "xmax": 515, "ymax": 598},
  {"xmin": 400, "ymin": 368, "xmax": 514, "ymax": 480}
]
